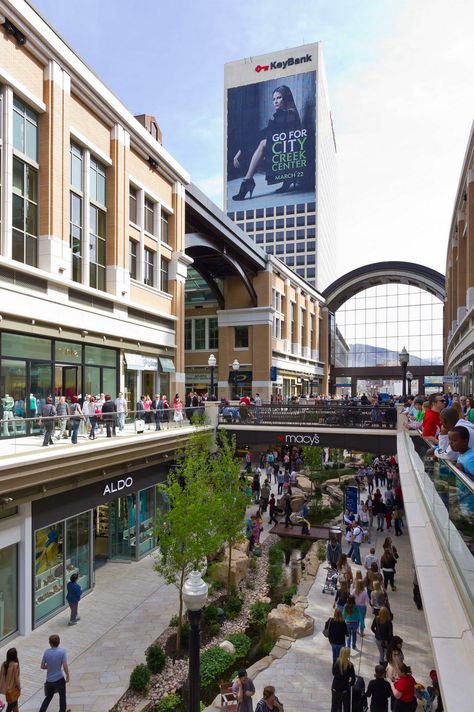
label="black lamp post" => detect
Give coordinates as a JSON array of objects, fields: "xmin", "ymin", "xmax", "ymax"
[
  {"xmin": 399, "ymin": 347, "xmax": 409, "ymax": 398},
  {"xmin": 406, "ymin": 370, "xmax": 413, "ymax": 397},
  {"xmin": 182, "ymin": 570, "xmax": 208, "ymax": 712},
  {"xmin": 208, "ymin": 354, "xmax": 216, "ymax": 400}
]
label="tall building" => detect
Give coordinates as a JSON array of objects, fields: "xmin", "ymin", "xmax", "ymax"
[{"xmin": 224, "ymin": 42, "xmax": 336, "ymax": 291}]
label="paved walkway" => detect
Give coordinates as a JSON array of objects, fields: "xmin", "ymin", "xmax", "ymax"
[
  {"xmin": 252, "ymin": 513, "xmax": 435, "ymax": 710},
  {"xmin": 0, "ymin": 556, "xmax": 177, "ymax": 711}
]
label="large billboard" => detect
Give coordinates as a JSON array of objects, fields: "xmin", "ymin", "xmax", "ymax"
[{"xmin": 226, "ymin": 70, "xmax": 316, "ymax": 211}]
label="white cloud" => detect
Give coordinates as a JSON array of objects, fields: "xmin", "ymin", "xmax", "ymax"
[{"xmin": 332, "ymin": 0, "xmax": 474, "ymax": 278}]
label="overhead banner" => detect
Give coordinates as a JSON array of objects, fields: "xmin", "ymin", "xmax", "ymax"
[{"xmin": 227, "ymin": 70, "xmax": 316, "ymax": 210}]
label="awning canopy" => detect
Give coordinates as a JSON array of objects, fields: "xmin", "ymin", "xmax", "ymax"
[
  {"xmin": 125, "ymin": 353, "xmax": 158, "ymax": 371},
  {"xmin": 159, "ymin": 357, "xmax": 176, "ymax": 373}
]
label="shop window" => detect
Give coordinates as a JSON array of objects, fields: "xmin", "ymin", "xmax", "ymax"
[
  {"xmin": 66, "ymin": 512, "xmax": 91, "ymax": 594},
  {"xmin": 85, "ymin": 345, "xmax": 116, "ymax": 367},
  {"xmin": 160, "ymin": 257, "xmax": 169, "ymax": 293},
  {"xmin": 161, "ymin": 211, "xmax": 170, "ymax": 244},
  {"xmin": 85, "ymin": 366, "xmax": 100, "ymax": 397},
  {"xmin": 0, "ymin": 543, "xmax": 17, "ymax": 641},
  {"xmin": 102, "ymin": 368, "xmax": 117, "ymax": 397},
  {"xmin": 35, "ymin": 523, "xmax": 64, "ymax": 623},
  {"xmin": 129, "ymin": 185, "xmax": 138, "ymax": 224},
  {"xmin": 139, "ymin": 488, "xmax": 155, "ymax": 556},
  {"xmin": 195, "ymin": 318, "xmax": 206, "ymax": 350},
  {"xmin": 209, "ymin": 318, "xmax": 218, "ymax": 350},
  {"xmin": 55, "ymin": 341, "xmax": 82, "ymax": 364},
  {"xmin": 144, "ymin": 248, "xmax": 155, "ymax": 287},
  {"xmin": 129, "ymin": 239, "xmax": 137, "ymax": 280},
  {"xmin": 235, "ymin": 326, "xmax": 249, "ymax": 349},
  {"xmin": 144, "ymin": 197, "xmax": 155, "ymax": 234},
  {"xmin": 2, "ymin": 333, "xmax": 51, "ymax": 360},
  {"xmin": 12, "ymin": 156, "xmax": 38, "ymax": 267}
]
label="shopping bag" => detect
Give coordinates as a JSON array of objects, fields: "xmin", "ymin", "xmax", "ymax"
[{"xmin": 135, "ymin": 418, "xmax": 145, "ymax": 433}]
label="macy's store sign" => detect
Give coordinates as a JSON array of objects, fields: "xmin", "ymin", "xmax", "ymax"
[{"xmin": 277, "ymin": 433, "xmax": 320, "ymax": 446}]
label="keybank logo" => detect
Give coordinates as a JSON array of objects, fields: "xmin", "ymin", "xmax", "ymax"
[
  {"xmin": 282, "ymin": 433, "xmax": 320, "ymax": 446},
  {"xmin": 255, "ymin": 53, "xmax": 312, "ymax": 73}
]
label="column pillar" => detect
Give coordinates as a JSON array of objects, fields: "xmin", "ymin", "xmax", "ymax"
[
  {"xmin": 457, "ymin": 209, "xmax": 467, "ymax": 323},
  {"xmin": 169, "ymin": 181, "xmax": 189, "ymax": 397},
  {"xmin": 466, "ymin": 170, "xmax": 474, "ymax": 309},
  {"xmin": 107, "ymin": 124, "xmax": 131, "ymax": 297},
  {"xmin": 1, "ymin": 86, "xmax": 13, "ymax": 258}
]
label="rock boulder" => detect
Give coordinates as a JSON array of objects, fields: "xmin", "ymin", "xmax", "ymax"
[
  {"xmin": 219, "ymin": 640, "xmax": 236, "ymax": 656},
  {"xmin": 266, "ymin": 603, "xmax": 314, "ymax": 639},
  {"xmin": 209, "ymin": 549, "xmax": 249, "ymax": 589}
]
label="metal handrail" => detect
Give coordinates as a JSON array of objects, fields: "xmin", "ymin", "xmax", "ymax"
[{"xmin": 420, "ymin": 435, "xmax": 474, "ymax": 495}]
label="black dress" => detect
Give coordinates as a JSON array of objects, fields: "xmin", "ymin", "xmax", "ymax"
[{"xmin": 263, "ymin": 108, "xmax": 301, "ymax": 184}]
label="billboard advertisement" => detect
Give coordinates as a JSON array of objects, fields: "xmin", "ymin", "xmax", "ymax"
[{"xmin": 226, "ymin": 70, "xmax": 316, "ymax": 211}]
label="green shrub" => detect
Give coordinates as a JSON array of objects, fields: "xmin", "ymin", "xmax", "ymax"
[
  {"xmin": 169, "ymin": 614, "xmax": 179, "ymax": 627},
  {"xmin": 253, "ymin": 546, "xmax": 262, "ymax": 557},
  {"xmin": 249, "ymin": 601, "xmax": 272, "ymax": 629},
  {"xmin": 211, "ymin": 579, "xmax": 224, "ymax": 592},
  {"xmin": 260, "ymin": 636, "xmax": 276, "ymax": 656},
  {"xmin": 210, "ymin": 622, "xmax": 221, "ymax": 635},
  {"xmin": 200, "ymin": 646, "xmax": 234, "ymax": 687},
  {"xmin": 266, "ymin": 562, "xmax": 283, "ymax": 590},
  {"xmin": 129, "ymin": 663, "xmax": 150, "ymax": 693},
  {"xmin": 224, "ymin": 593, "xmax": 243, "ymax": 620},
  {"xmin": 203, "ymin": 603, "xmax": 224, "ymax": 625},
  {"xmin": 156, "ymin": 693, "xmax": 181, "ymax": 712},
  {"xmin": 227, "ymin": 632, "xmax": 251, "ymax": 658},
  {"xmin": 299, "ymin": 539, "xmax": 312, "ymax": 557},
  {"xmin": 145, "ymin": 643, "xmax": 166, "ymax": 674},
  {"xmin": 282, "ymin": 584, "xmax": 298, "ymax": 605},
  {"xmin": 249, "ymin": 556, "xmax": 258, "ymax": 571},
  {"xmin": 268, "ymin": 543, "xmax": 284, "ymax": 565}
]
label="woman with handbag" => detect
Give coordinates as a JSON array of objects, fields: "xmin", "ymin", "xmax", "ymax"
[{"xmin": 0, "ymin": 648, "xmax": 21, "ymax": 712}]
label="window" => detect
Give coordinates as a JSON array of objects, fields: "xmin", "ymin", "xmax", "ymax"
[
  {"xmin": 276, "ymin": 206, "xmax": 284, "ymax": 216},
  {"xmin": 275, "ymin": 244, "xmax": 284, "ymax": 254},
  {"xmin": 245, "ymin": 210, "xmax": 254, "ymax": 219},
  {"xmin": 89, "ymin": 205, "xmax": 106, "ymax": 291},
  {"xmin": 129, "ymin": 239, "xmax": 137, "ymax": 279},
  {"xmin": 144, "ymin": 197, "xmax": 154, "ymax": 234},
  {"xmin": 161, "ymin": 210, "xmax": 170, "ymax": 244},
  {"xmin": 0, "ymin": 543, "xmax": 18, "ymax": 641},
  {"xmin": 195, "ymin": 318, "xmax": 206, "ymax": 350},
  {"xmin": 286, "ymin": 218, "xmax": 295, "ymax": 228},
  {"xmin": 70, "ymin": 192, "xmax": 82, "ymax": 282},
  {"xmin": 296, "ymin": 255, "xmax": 305, "ymax": 265},
  {"xmin": 265, "ymin": 207, "xmax": 274, "ymax": 217},
  {"xmin": 129, "ymin": 185, "xmax": 138, "ymax": 224},
  {"xmin": 301, "ymin": 307, "xmax": 306, "ymax": 345},
  {"xmin": 235, "ymin": 326, "xmax": 249, "ymax": 348},
  {"xmin": 290, "ymin": 302, "xmax": 295, "ymax": 343},
  {"xmin": 144, "ymin": 248, "xmax": 154, "ymax": 287},
  {"xmin": 286, "ymin": 242, "xmax": 295, "ymax": 253},
  {"xmin": 70, "ymin": 143, "xmax": 83, "ymax": 191},
  {"xmin": 89, "ymin": 157, "xmax": 106, "ymax": 205},
  {"xmin": 160, "ymin": 257, "xmax": 169, "ymax": 292},
  {"xmin": 209, "ymin": 317, "xmax": 218, "ymax": 349},
  {"xmin": 13, "ymin": 97, "xmax": 38, "ymax": 161},
  {"xmin": 12, "ymin": 157, "xmax": 38, "ymax": 266},
  {"xmin": 286, "ymin": 255, "xmax": 294, "ymax": 266},
  {"xmin": 185, "ymin": 319, "xmax": 192, "ymax": 350},
  {"xmin": 307, "ymin": 214, "xmax": 316, "ymax": 225}
]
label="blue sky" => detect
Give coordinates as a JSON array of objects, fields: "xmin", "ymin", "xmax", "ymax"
[{"xmin": 32, "ymin": 0, "xmax": 474, "ymax": 279}]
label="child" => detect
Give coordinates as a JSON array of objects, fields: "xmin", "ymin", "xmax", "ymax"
[
  {"xmin": 366, "ymin": 664, "xmax": 392, "ymax": 712},
  {"xmin": 432, "ymin": 407, "xmax": 460, "ymax": 461},
  {"xmin": 448, "ymin": 426, "xmax": 474, "ymax": 475}
]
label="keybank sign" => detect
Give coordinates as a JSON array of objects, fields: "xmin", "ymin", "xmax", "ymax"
[
  {"xmin": 284, "ymin": 433, "xmax": 320, "ymax": 446},
  {"xmin": 255, "ymin": 53, "xmax": 313, "ymax": 73}
]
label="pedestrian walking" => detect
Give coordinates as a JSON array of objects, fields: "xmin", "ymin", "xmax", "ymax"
[
  {"xmin": 259, "ymin": 480, "xmax": 271, "ymax": 513},
  {"xmin": 331, "ymin": 647, "xmax": 355, "ymax": 712},
  {"xmin": 381, "ymin": 549, "xmax": 397, "ymax": 592},
  {"xmin": 371, "ymin": 607, "xmax": 393, "ymax": 664},
  {"xmin": 327, "ymin": 608, "xmax": 348, "ymax": 664},
  {"xmin": 366, "ymin": 665, "xmax": 392, "ymax": 712},
  {"xmin": 115, "ymin": 391, "xmax": 128, "ymax": 432},
  {"xmin": 232, "ymin": 669, "xmax": 255, "ymax": 712},
  {"xmin": 252, "ymin": 470, "xmax": 261, "ymax": 504},
  {"xmin": 277, "ymin": 469, "xmax": 285, "ymax": 495},
  {"xmin": 55, "ymin": 396, "xmax": 70, "ymax": 440},
  {"xmin": 66, "ymin": 573, "xmax": 82, "ymax": 625},
  {"xmin": 352, "ymin": 579, "xmax": 370, "ymax": 635},
  {"xmin": 39, "ymin": 635, "xmax": 70, "ymax": 712},
  {"xmin": 342, "ymin": 596, "xmax": 360, "ymax": 650},
  {"xmin": 101, "ymin": 394, "xmax": 117, "ymax": 437},
  {"xmin": 284, "ymin": 494, "xmax": 292, "ymax": 528},
  {"xmin": 0, "ymin": 648, "xmax": 21, "ymax": 712},
  {"xmin": 69, "ymin": 396, "xmax": 83, "ymax": 445},
  {"xmin": 40, "ymin": 397, "xmax": 56, "ymax": 447},
  {"xmin": 268, "ymin": 494, "xmax": 278, "ymax": 525},
  {"xmin": 389, "ymin": 663, "xmax": 417, "ymax": 711}
]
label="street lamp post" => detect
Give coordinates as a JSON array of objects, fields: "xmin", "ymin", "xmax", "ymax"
[
  {"xmin": 399, "ymin": 347, "xmax": 409, "ymax": 399},
  {"xmin": 232, "ymin": 358, "xmax": 240, "ymax": 399},
  {"xmin": 182, "ymin": 570, "xmax": 209, "ymax": 712},
  {"xmin": 406, "ymin": 370, "xmax": 413, "ymax": 397},
  {"xmin": 208, "ymin": 354, "xmax": 216, "ymax": 400}
]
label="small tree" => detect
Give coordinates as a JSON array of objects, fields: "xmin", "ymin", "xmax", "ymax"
[
  {"xmin": 155, "ymin": 430, "xmax": 221, "ymax": 649},
  {"xmin": 302, "ymin": 445, "xmax": 325, "ymax": 492},
  {"xmin": 212, "ymin": 430, "xmax": 249, "ymax": 593}
]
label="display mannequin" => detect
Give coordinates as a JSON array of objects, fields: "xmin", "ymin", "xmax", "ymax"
[
  {"xmin": 1, "ymin": 394, "xmax": 14, "ymax": 436},
  {"xmin": 29, "ymin": 393, "xmax": 37, "ymax": 417}
]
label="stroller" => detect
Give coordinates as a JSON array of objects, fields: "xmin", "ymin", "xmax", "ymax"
[{"xmin": 322, "ymin": 565, "xmax": 338, "ymax": 594}]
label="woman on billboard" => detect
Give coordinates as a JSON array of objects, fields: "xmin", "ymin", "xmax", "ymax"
[{"xmin": 232, "ymin": 85, "xmax": 301, "ymax": 201}]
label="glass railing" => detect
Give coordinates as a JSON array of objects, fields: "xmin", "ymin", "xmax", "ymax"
[
  {"xmin": 0, "ymin": 406, "xmax": 208, "ymax": 458},
  {"xmin": 410, "ymin": 434, "xmax": 474, "ymax": 615},
  {"xmin": 218, "ymin": 402, "xmax": 398, "ymax": 428}
]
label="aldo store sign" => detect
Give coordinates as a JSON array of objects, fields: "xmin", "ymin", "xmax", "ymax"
[{"xmin": 103, "ymin": 476, "xmax": 133, "ymax": 496}]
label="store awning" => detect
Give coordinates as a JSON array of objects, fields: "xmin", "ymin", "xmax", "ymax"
[
  {"xmin": 124, "ymin": 353, "xmax": 158, "ymax": 371},
  {"xmin": 159, "ymin": 357, "xmax": 176, "ymax": 373}
]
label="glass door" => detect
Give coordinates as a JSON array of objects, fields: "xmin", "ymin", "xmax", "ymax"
[
  {"xmin": 108, "ymin": 495, "xmax": 136, "ymax": 560},
  {"xmin": 63, "ymin": 366, "xmax": 79, "ymax": 400},
  {"xmin": 29, "ymin": 362, "xmax": 52, "ymax": 435}
]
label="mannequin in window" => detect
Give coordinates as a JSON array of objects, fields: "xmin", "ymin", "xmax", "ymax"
[{"xmin": 1, "ymin": 394, "xmax": 14, "ymax": 436}]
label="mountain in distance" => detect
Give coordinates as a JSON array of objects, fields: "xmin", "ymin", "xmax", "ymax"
[{"xmin": 345, "ymin": 343, "xmax": 443, "ymax": 368}]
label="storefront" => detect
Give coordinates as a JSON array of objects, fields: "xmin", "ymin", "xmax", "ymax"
[
  {"xmin": 0, "ymin": 507, "xmax": 18, "ymax": 643},
  {"xmin": 0, "ymin": 331, "xmax": 118, "ymax": 438},
  {"xmin": 124, "ymin": 353, "xmax": 175, "ymax": 413},
  {"xmin": 31, "ymin": 464, "xmax": 170, "ymax": 627}
]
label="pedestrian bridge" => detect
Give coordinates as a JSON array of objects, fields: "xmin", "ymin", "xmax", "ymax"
[{"xmin": 217, "ymin": 403, "xmax": 397, "ymax": 454}]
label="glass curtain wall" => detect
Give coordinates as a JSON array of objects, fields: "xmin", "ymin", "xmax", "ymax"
[{"xmin": 0, "ymin": 544, "xmax": 18, "ymax": 642}]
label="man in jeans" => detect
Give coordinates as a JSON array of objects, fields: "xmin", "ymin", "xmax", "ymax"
[
  {"xmin": 350, "ymin": 523, "xmax": 363, "ymax": 565},
  {"xmin": 39, "ymin": 634, "xmax": 70, "ymax": 712},
  {"xmin": 115, "ymin": 391, "xmax": 128, "ymax": 432}
]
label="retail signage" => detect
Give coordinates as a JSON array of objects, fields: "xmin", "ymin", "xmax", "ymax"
[
  {"xmin": 228, "ymin": 370, "xmax": 253, "ymax": 384},
  {"xmin": 103, "ymin": 476, "xmax": 133, "ymax": 496},
  {"xmin": 125, "ymin": 353, "xmax": 158, "ymax": 371},
  {"xmin": 226, "ymin": 70, "xmax": 316, "ymax": 211},
  {"xmin": 254, "ymin": 53, "xmax": 313, "ymax": 73},
  {"xmin": 277, "ymin": 433, "xmax": 320, "ymax": 446}
]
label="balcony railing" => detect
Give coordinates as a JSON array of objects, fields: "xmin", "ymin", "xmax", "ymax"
[
  {"xmin": 0, "ymin": 406, "xmax": 206, "ymax": 459},
  {"xmin": 218, "ymin": 403, "xmax": 398, "ymax": 429},
  {"xmin": 412, "ymin": 435, "xmax": 474, "ymax": 616}
]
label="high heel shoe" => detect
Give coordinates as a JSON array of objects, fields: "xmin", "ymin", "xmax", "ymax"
[
  {"xmin": 233, "ymin": 178, "xmax": 255, "ymax": 201},
  {"xmin": 274, "ymin": 179, "xmax": 296, "ymax": 194}
]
